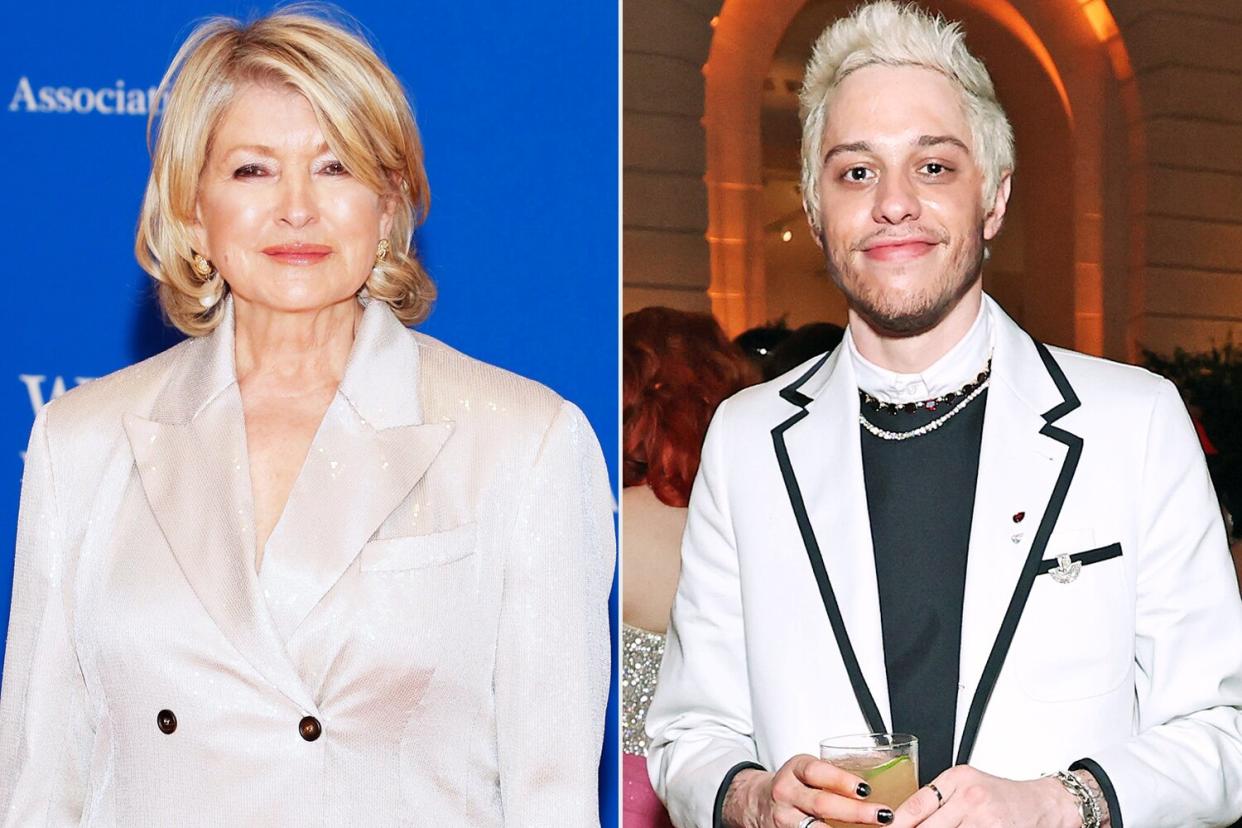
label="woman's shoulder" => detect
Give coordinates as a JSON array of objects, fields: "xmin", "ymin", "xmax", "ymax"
[
  {"xmin": 41, "ymin": 339, "xmax": 193, "ymax": 436},
  {"xmin": 28, "ymin": 340, "xmax": 194, "ymax": 498},
  {"xmin": 411, "ymin": 330, "xmax": 569, "ymax": 434}
]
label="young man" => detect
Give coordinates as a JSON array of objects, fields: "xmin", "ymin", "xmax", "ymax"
[{"xmin": 645, "ymin": 4, "xmax": 1242, "ymax": 827}]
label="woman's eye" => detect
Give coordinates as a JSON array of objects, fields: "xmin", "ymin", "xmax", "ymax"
[
  {"xmin": 233, "ymin": 163, "xmax": 267, "ymax": 178},
  {"xmin": 320, "ymin": 160, "xmax": 348, "ymax": 176},
  {"xmin": 843, "ymin": 166, "xmax": 873, "ymax": 183}
]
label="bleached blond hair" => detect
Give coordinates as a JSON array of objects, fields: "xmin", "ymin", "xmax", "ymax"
[
  {"xmin": 799, "ymin": 1, "xmax": 1014, "ymax": 234},
  {"xmin": 135, "ymin": 5, "xmax": 434, "ymax": 336}
]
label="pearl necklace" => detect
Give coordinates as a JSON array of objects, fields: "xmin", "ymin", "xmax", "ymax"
[{"xmin": 859, "ymin": 376, "xmax": 990, "ymax": 441}]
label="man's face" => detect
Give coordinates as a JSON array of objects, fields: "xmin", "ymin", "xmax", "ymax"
[{"xmin": 815, "ymin": 64, "xmax": 1008, "ymax": 336}]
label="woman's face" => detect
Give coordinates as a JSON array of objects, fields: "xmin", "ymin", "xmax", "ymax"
[{"xmin": 192, "ymin": 83, "xmax": 394, "ymax": 315}]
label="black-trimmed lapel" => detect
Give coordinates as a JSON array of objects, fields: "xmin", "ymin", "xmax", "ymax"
[
  {"xmin": 771, "ymin": 346, "xmax": 891, "ymax": 734},
  {"xmin": 953, "ymin": 300, "xmax": 1083, "ymax": 763},
  {"xmin": 768, "ymin": 299, "xmax": 1084, "ymax": 754}
]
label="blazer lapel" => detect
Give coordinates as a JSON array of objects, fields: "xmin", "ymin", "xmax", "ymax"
[
  {"xmin": 772, "ymin": 347, "xmax": 891, "ymax": 734},
  {"xmin": 954, "ymin": 299, "xmax": 1083, "ymax": 764},
  {"xmin": 258, "ymin": 300, "xmax": 452, "ymax": 642},
  {"xmin": 123, "ymin": 302, "xmax": 316, "ymax": 712},
  {"xmin": 258, "ymin": 409, "xmax": 451, "ymax": 641}
]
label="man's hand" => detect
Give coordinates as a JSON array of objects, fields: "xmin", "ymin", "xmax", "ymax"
[
  {"xmin": 889, "ymin": 766, "xmax": 1082, "ymax": 827},
  {"xmin": 722, "ymin": 754, "xmax": 897, "ymax": 827}
]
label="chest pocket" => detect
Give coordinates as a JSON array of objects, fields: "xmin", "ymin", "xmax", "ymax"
[
  {"xmin": 1015, "ymin": 529, "xmax": 1132, "ymax": 702},
  {"xmin": 360, "ymin": 523, "xmax": 477, "ymax": 572}
]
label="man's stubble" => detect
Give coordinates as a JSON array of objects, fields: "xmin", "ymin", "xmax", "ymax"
[{"xmin": 820, "ymin": 224, "xmax": 987, "ymax": 338}]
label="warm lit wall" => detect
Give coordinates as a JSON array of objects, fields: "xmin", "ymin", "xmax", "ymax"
[
  {"xmin": 622, "ymin": 0, "xmax": 717, "ymax": 316},
  {"xmin": 1114, "ymin": 0, "xmax": 1242, "ymax": 356}
]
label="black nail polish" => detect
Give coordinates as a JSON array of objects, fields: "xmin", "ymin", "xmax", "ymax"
[
  {"xmin": 877, "ymin": 808, "xmax": 894, "ymax": 825},
  {"xmin": 856, "ymin": 782, "xmax": 871, "ymax": 798}
]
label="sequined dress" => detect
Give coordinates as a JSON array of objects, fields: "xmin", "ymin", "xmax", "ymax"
[
  {"xmin": 623, "ymin": 623, "xmax": 673, "ymax": 827},
  {"xmin": 623, "ymin": 623, "xmax": 665, "ymax": 754}
]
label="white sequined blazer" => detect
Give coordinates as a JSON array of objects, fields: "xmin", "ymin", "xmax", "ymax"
[{"xmin": 0, "ymin": 298, "xmax": 614, "ymax": 826}]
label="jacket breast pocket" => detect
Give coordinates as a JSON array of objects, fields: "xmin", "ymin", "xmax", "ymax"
[
  {"xmin": 360, "ymin": 523, "xmax": 477, "ymax": 572},
  {"xmin": 1016, "ymin": 531, "xmax": 1131, "ymax": 702}
]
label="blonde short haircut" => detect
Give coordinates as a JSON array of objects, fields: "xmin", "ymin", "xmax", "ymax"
[
  {"xmin": 135, "ymin": 5, "xmax": 434, "ymax": 336},
  {"xmin": 799, "ymin": 1, "xmax": 1014, "ymax": 235}
]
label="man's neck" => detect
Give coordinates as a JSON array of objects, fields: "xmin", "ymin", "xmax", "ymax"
[{"xmin": 848, "ymin": 288, "xmax": 984, "ymax": 374}]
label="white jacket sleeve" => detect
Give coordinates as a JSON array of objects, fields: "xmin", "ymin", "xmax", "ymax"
[
  {"xmin": 494, "ymin": 400, "xmax": 614, "ymax": 825},
  {"xmin": 1085, "ymin": 380, "xmax": 1242, "ymax": 826},
  {"xmin": 0, "ymin": 407, "xmax": 91, "ymax": 826},
  {"xmin": 646, "ymin": 398, "xmax": 762, "ymax": 828}
]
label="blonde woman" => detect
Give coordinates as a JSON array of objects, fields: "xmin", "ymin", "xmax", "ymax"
[{"xmin": 0, "ymin": 9, "xmax": 612, "ymax": 825}]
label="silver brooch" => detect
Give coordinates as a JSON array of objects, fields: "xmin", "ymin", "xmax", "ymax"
[{"xmin": 1049, "ymin": 554, "xmax": 1081, "ymax": 584}]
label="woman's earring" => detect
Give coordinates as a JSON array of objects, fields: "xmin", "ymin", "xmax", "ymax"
[
  {"xmin": 371, "ymin": 239, "xmax": 390, "ymax": 283},
  {"xmin": 192, "ymin": 253, "xmax": 214, "ymax": 278},
  {"xmin": 191, "ymin": 253, "xmax": 222, "ymax": 309}
]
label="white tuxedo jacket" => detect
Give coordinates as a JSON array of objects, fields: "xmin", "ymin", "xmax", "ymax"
[
  {"xmin": 0, "ymin": 299, "xmax": 614, "ymax": 826},
  {"xmin": 647, "ymin": 297, "xmax": 1242, "ymax": 828}
]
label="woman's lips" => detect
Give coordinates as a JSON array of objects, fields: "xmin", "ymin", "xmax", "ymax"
[
  {"xmin": 862, "ymin": 240, "xmax": 938, "ymax": 262},
  {"xmin": 262, "ymin": 244, "xmax": 332, "ymax": 265}
]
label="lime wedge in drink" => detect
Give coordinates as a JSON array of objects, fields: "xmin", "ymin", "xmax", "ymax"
[{"xmin": 862, "ymin": 754, "xmax": 912, "ymax": 780}]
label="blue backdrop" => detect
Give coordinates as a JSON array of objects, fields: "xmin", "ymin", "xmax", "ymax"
[{"xmin": 2, "ymin": 1, "xmax": 618, "ymax": 822}]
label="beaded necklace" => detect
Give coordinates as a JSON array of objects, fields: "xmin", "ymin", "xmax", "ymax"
[{"xmin": 858, "ymin": 359, "xmax": 992, "ymax": 442}]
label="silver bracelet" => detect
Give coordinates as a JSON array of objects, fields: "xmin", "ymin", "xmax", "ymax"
[{"xmin": 1048, "ymin": 770, "xmax": 1101, "ymax": 828}]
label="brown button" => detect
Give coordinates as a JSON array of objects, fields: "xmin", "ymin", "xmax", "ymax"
[
  {"xmin": 157, "ymin": 709, "xmax": 177, "ymax": 735},
  {"xmin": 299, "ymin": 715, "xmax": 322, "ymax": 742}
]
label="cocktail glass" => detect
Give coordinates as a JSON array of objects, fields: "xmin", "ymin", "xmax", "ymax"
[{"xmin": 819, "ymin": 733, "xmax": 918, "ymax": 827}]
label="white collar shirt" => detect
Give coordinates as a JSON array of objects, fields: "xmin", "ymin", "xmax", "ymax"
[{"xmin": 845, "ymin": 299, "xmax": 994, "ymax": 404}]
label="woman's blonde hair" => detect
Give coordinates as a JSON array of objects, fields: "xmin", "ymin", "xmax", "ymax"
[
  {"xmin": 799, "ymin": 1, "xmax": 1014, "ymax": 235},
  {"xmin": 135, "ymin": 5, "xmax": 434, "ymax": 336}
]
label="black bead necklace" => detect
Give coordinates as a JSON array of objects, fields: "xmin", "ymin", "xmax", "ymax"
[{"xmin": 858, "ymin": 360, "xmax": 992, "ymax": 415}]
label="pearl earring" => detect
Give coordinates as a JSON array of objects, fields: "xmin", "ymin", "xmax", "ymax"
[{"xmin": 191, "ymin": 253, "xmax": 221, "ymax": 309}]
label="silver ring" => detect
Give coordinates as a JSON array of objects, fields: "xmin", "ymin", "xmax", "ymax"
[
  {"xmin": 797, "ymin": 817, "xmax": 818, "ymax": 828},
  {"xmin": 926, "ymin": 782, "xmax": 944, "ymax": 807}
]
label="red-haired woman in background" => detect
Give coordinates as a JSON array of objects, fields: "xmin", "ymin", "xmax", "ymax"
[{"xmin": 622, "ymin": 307, "xmax": 758, "ymax": 827}]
